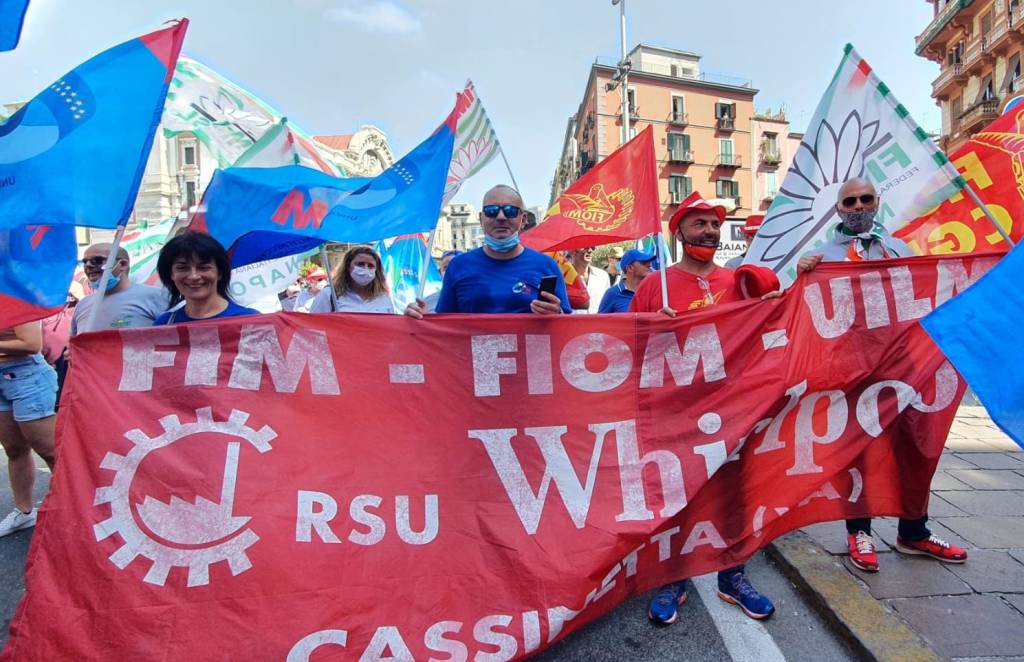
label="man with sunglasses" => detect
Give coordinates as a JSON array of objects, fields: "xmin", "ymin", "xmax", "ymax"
[
  {"xmin": 405, "ymin": 185, "xmax": 570, "ymax": 317},
  {"xmin": 798, "ymin": 177, "xmax": 968, "ymax": 573},
  {"xmin": 70, "ymin": 243, "xmax": 169, "ymax": 335}
]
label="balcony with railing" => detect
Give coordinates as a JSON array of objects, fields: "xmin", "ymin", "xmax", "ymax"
[
  {"xmin": 933, "ymin": 63, "xmax": 967, "ymax": 98},
  {"xmin": 963, "ymin": 36, "xmax": 985, "ymax": 73},
  {"xmin": 1015, "ymin": 1, "xmax": 1024, "ymax": 29},
  {"xmin": 668, "ymin": 149, "xmax": 694, "ymax": 164},
  {"xmin": 716, "ymin": 116, "xmax": 735, "ymax": 131},
  {"xmin": 594, "ymin": 56, "xmax": 753, "ymax": 88},
  {"xmin": 760, "ymin": 144, "xmax": 782, "ymax": 166},
  {"xmin": 667, "ymin": 111, "xmax": 689, "ymax": 125},
  {"xmin": 959, "ymin": 99, "xmax": 1000, "ymax": 133},
  {"xmin": 987, "ymin": 19, "xmax": 1011, "ymax": 52},
  {"xmin": 712, "ymin": 153, "xmax": 742, "ymax": 168}
]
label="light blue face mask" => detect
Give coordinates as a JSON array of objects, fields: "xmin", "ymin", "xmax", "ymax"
[
  {"xmin": 89, "ymin": 273, "xmax": 121, "ymax": 292},
  {"xmin": 484, "ymin": 232, "xmax": 520, "ymax": 253}
]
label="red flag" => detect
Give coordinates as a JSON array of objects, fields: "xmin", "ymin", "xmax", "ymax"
[
  {"xmin": 896, "ymin": 105, "xmax": 1024, "ymax": 254},
  {"xmin": 523, "ymin": 125, "xmax": 660, "ymax": 252}
]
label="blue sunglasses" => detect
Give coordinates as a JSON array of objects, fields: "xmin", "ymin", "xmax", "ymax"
[{"xmin": 482, "ymin": 204, "xmax": 521, "ymax": 219}]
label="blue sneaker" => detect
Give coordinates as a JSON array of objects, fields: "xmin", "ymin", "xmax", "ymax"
[
  {"xmin": 717, "ymin": 571, "xmax": 775, "ymax": 620},
  {"xmin": 648, "ymin": 581, "xmax": 688, "ymax": 625}
]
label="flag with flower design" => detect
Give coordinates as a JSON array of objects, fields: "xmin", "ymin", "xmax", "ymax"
[
  {"xmin": 747, "ymin": 44, "xmax": 965, "ymax": 285},
  {"xmin": 440, "ymin": 80, "xmax": 500, "ymax": 205}
]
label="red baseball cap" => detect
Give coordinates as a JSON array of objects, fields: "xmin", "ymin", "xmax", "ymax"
[
  {"xmin": 741, "ymin": 214, "xmax": 765, "ymax": 236},
  {"xmin": 668, "ymin": 192, "xmax": 727, "ymax": 235}
]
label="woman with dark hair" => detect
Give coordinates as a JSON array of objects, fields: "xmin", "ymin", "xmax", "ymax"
[
  {"xmin": 153, "ymin": 232, "xmax": 260, "ymax": 325},
  {"xmin": 308, "ymin": 246, "xmax": 394, "ymax": 314}
]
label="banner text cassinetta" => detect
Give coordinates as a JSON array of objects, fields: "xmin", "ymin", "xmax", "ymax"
[{"xmin": 4, "ymin": 254, "xmax": 996, "ymax": 660}]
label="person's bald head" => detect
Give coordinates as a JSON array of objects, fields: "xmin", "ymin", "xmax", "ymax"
[
  {"xmin": 482, "ymin": 185, "xmax": 524, "ymax": 208},
  {"xmin": 82, "ymin": 242, "xmax": 131, "ymax": 285},
  {"xmin": 836, "ymin": 178, "xmax": 878, "ymax": 211}
]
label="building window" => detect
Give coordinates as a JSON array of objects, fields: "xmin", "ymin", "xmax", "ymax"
[
  {"xmin": 669, "ymin": 175, "xmax": 692, "ymax": 203},
  {"xmin": 980, "ymin": 74, "xmax": 995, "ymax": 102},
  {"xmin": 185, "ymin": 180, "xmax": 197, "ymax": 209},
  {"xmin": 183, "ymin": 145, "xmax": 196, "ymax": 166},
  {"xmin": 716, "ymin": 178, "xmax": 739, "ymax": 200},
  {"xmin": 1005, "ymin": 52, "xmax": 1022, "ymax": 92},
  {"xmin": 668, "ymin": 132, "xmax": 690, "ymax": 159},
  {"xmin": 627, "ymin": 88, "xmax": 637, "ymax": 114},
  {"xmin": 719, "ymin": 138, "xmax": 734, "ymax": 158},
  {"xmin": 671, "ymin": 95, "xmax": 686, "ymax": 122},
  {"xmin": 763, "ymin": 132, "xmax": 779, "ymax": 153},
  {"xmin": 980, "ymin": 11, "xmax": 993, "ymax": 37},
  {"xmin": 715, "ymin": 102, "xmax": 735, "ymax": 119},
  {"xmin": 765, "ymin": 171, "xmax": 778, "ymax": 198}
]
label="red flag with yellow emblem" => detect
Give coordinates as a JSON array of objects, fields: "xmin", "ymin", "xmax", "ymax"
[{"xmin": 522, "ymin": 125, "xmax": 659, "ymax": 252}]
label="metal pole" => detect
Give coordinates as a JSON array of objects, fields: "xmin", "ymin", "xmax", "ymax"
[
  {"xmin": 962, "ymin": 181, "xmax": 1015, "ymax": 247},
  {"xmin": 658, "ymin": 233, "xmax": 670, "ymax": 311},
  {"xmin": 417, "ymin": 230, "xmax": 437, "ymax": 300},
  {"xmin": 319, "ymin": 245, "xmax": 339, "ymax": 312},
  {"xmin": 497, "ymin": 146, "xmax": 521, "ymax": 193},
  {"xmin": 618, "ymin": 0, "xmax": 630, "ymax": 147},
  {"xmin": 85, "ymin": 223, "xmax": 128, "ymax": 333}
]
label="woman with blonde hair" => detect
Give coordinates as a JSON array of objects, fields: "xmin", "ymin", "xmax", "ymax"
[{"xmin": 309, "ymin": 246, "xmax": 394, "ymax": 313}]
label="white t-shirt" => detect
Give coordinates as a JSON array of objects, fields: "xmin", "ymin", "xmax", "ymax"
[
  {"xmin": 71, "ymin": 285, "xmax": 169, "ymax": 334},
  {"xmin": 307, "ymin": 287, "xmax": 395, "ymax": 314},
  {"xmin": 575, "ymin": 266, "xmax": 611, "ymax": 315}
]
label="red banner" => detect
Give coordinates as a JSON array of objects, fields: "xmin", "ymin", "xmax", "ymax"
[
  {"xmin": 897, "ymin": 106, "xmax": 1024, "ymax": 255},
  {"xmin": 4, "ymin": 255, "xmax": 997, "ymax": 660},
  {"xmin": 522, "ymin": 125, "xmax": 660, "ymax": 252}
]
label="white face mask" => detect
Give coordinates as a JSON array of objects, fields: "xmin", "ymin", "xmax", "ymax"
[{"xmin": 350, "ymin": 265, "xmax": 375, "ymax": 286}]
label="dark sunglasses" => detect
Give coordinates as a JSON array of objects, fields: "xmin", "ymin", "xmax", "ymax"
[
  {"xmin": 841, "ymin": 194, "xmax": 876, "ymax": 208},
  {"xmin": 482, "ymin": 204, "xmax": 522, "ymax": 219},
  {"xmin": 80, "ymin": 257, "xmax": 107, "ymax": 267}
]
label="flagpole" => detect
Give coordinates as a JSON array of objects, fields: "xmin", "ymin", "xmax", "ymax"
[
  {"xmin": 417, "ymin": 231, "xmax": 437, "ymax": 300},
  {"xmin": 470, "ymin": 85, "xmax": 521, "ymax": 193},
  {"xmin": 658, "ymin": 232, "xmax": 670, "ymax": 311},
  {"xmin": 961, "ymin": 182, "xmax": 1016, "ymax": 247},
  {"xmin": 85, "ymin": 223, "xmax": 128, "ymax": 332},
  {"xmin": 319, "ymin": 245, "xmax": 339, "ymax": 312}
]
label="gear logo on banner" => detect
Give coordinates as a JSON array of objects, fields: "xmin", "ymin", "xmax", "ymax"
[
  {"xmin": 561, "ymin": 183, "xmax": 635, "ymax": 233},
  {"xmin": 93, "ymin": 407, "xmax": 277, "ymax": 587}
]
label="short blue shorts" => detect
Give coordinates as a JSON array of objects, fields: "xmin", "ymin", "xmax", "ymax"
[{"xmin": 0, "ymin": 354, "xmax": 57, "ymax": 422}]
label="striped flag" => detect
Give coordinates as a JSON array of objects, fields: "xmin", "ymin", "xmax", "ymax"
[
  {"xmin": 121, "ymin": 217, "xmax": 176, "ymax": 285},
  {"xmin": 233, "ymin": 118, "xmax": 338, "ymax": 175},
  {"xmin": 441, "ymin": 81, "xmax": 500, "ymax": 205},
  {"xmin": 746, "ymin": 44, "xmax": 964, "ymax": 285}
]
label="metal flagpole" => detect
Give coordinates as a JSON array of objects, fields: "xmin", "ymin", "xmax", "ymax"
[
  {"xmin": 85, "ymin": 223, "xmax": 128, "ymax": 332},
  {"xmin": 962, "ymin": 182, "xmax": 1016, "ymax": 247},
  {"xmin": 613, "ymin": 0, "xmax": 630, "ymax": 146},
  {"xmin": 467, "ymin": 84, "xmax": 521, "ymax": 193},
  {"xmin": 318, "ymin": 245, "xmax": 339, "ymax": 312},
  {"xmin": 658, "ymin": 233, "xmax": 670, "ymax": 311}
]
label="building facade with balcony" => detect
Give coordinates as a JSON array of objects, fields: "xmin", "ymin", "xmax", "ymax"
[
  {"xmin": 751, "ymin": 111, "xmax": 803, "ymax": 213},
  {"xmin": 550, "ymin": 44, "xmax": 798, "ymax": 238},
  {"xmin": 917, "ymin": 0, "xmax": 1024, "ymax": 153}
]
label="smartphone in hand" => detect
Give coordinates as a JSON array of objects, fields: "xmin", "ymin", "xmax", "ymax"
[{"xmin": 538, "ymin": 275, "xmax": 558, "ymax": 298}]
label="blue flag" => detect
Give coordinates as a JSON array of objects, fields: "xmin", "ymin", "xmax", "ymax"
[
  {"xmin": 922, "ymin": 248, "xmax": 1024, "ymax": 450},
  {"xmin": 201, "ymin": 124, "xmax": 455, "ymax": 267},
  {"xmin": 379, "ymin": 234, "xmax": 442, "ymax": 311},
  {"xmin": 0, "ymin": 224, "xmax": 78, "ymax": 327},
  {"xmin": 0, "ymin": 20, "xmax": 187, "ymax": 229},
  {"xmin": 0, "ymin": 0, "xmax": 29, "ymax": 52}
]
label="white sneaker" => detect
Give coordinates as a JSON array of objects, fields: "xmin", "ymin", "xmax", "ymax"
[{"xmin": 0, "ymin": 508, "xmax": 37, "ymax": 538}]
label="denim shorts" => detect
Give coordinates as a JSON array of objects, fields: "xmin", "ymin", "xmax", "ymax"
[{"xmin": 0, "ymin": 354, "xmax": 58, "ymax": 422}]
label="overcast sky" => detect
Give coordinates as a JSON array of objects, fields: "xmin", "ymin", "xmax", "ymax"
[{"xmin": 1, "ymin": 0, "xmax": 940, "ymax": 209}]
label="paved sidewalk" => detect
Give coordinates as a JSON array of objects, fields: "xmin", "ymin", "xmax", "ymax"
[{"xmin": 799, "ymin": 406, "xmax": 1024, "ymax": 660}]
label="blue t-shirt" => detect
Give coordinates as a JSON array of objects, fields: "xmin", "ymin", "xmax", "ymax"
[
  {"xmin": 153, "ymin": 300, "xmax": 261, "ymax": 325},
  {"xmin": 436, "ymin": 247, "xmax": 572, "ymax": 314},
  {"xmin": 597, "ymin": 281, "xmax": 635, "ymax": 313}
]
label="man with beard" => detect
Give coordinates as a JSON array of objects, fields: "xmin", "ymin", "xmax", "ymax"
[
  {"xmin": 629, "ymin": 191, "xmax": 777, "ymax": 625},
  {"xmin": 798, "ymin": 177, "xmax": 968, "ymax": 573}
]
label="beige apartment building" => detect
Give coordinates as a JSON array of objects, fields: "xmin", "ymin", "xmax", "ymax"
[
  {"xmin": 917, "ymin": 0, "xmax": 1024, "ymax": 153},
  {"xmin": 551, "ymin": 44, "xmax": 801, "ymax": 236}
]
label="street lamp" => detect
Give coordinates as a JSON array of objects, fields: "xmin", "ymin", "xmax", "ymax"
[{"xmin": 608, "ymin": 0, "xmax": 630, "ymax": 146}]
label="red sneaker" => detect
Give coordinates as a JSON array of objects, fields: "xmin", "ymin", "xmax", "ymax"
[
  {"xmin": 896, "ymin": 535, "xmax": 968, "ymax": 563},
  {"xmin": 847, "ymin": 531, "xmax": 879, "ymax": 572}
]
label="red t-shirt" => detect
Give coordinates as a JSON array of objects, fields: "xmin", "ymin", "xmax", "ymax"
[{"xmin": 628, "ymin": 265, "xmax": 740, "ymax": 313}]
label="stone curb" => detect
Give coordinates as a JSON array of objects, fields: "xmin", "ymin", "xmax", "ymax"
[{"xmin": 766, "ymin": 532, "xmax": 945, "ymax": 662}]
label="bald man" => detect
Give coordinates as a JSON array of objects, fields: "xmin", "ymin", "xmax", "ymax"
[
  {"xmin": 798, "ymin": 178, "xmax": 968, "ymax": 573},
  {"xmin": 406, "ymin": 185, "xmax": 570, "ymax": 316},
  {"xmin": 71, "ymin": 242, "xmax": 169, "ymax": 334}
]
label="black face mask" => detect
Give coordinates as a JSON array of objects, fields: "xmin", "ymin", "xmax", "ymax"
[{"xmin": 838, "ymin": 208, "xmax": 877, "ymax": 234}]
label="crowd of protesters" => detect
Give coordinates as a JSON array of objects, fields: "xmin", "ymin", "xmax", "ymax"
[{"xmin": 0, "ymin": 178, "xmax": 967, "ymax": 632}]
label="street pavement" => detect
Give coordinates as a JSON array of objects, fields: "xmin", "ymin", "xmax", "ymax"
[{"xmin": 800, "ymin": 405, "xmax": 1024, "ymax": 660}]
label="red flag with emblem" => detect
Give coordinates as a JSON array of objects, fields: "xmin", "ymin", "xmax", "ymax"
[{"xmin": 522, "ymin": 126, "xmax": 659, "ymax": 252}]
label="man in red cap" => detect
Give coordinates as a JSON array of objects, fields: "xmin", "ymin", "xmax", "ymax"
[
  {"xmin": 724, "ymin": 214, "xmax": 764, "ymax": 270},
  {"xmin": 630, "ymin": 191, "xmax": 778, "ymax": 626}
]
